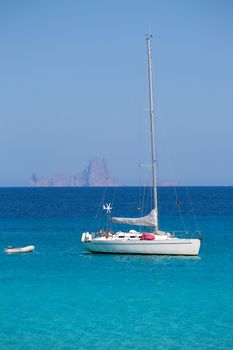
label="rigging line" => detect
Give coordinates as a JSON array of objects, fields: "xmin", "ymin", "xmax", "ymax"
[
  {"xmin": 156, "ymin": 186, "xmax": 162, "ymax": 228},
  {"xmin": 139, "ymin": 168, "xmax": 148, "ymax": 233},
  {"xmin": 137, "ymin": 110, "xmax": 143, "ymax": 213},
  {"xmin": 138, "ymin": 161, "xmax": 143, "ymax": 212},
  {"xmin": 95, "ymin": 185, "xmax": 108, "ymax": 219},
  {"xmin": 97, "ymin": 209, "xmax": 103, "ymax": 230},
  {"xmin": 141, "ymin": 166, "xmax": 148, "ymax": 218},
  {"xmin": 138, "ymin": 92, "xmax": 150, "ymax": 212},
  {"xmin": 138, "ymin": 158, "xmax": 145, "ymax": 233},
  {"xmin": 156, "ymin": 120, "xmax": 187, "ymax": 232},
  {"xmin": 96, "ymin": 186, "xmax": 109, "ymax": 230},
  {"xmin": 173, "ymin": 186, "xmax": 186, "ymax": 232},
  {"xmin": 185, "ymin": 186, "xmax": 201, "ymax": 235},
  {"xmin": 140, "ymin": 101, "xmax": 150, "ymax": 206},
  {"xmin": 150, "ymin": 177, "xmax": 153, "ymax": 211},
  {"xmin": 140, "ymin": 122, "xmax": 150, "ymax": 219},
  {"xmin": 111, "ymin": 185, "xmax": 117, "ymax": 208},
  {"xmin": 150, "ymin": 182, "xmax": 153, "ymax": 233}
]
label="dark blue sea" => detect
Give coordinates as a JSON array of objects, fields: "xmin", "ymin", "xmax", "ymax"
[{"xmin": 0, "ymin": 187, "xmax": 233, "ymax": 350}]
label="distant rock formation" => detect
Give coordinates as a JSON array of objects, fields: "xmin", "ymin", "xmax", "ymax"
[
  {"xmin": 30, "ymin": 173, "xmax": 49, "ymax": 187},
  {"xmin": 29, "ymin": 157, "xmax": 118, "ymax": 187},
  {"xmin": 82, "ymin": 157, "xmax": 117, "ymax": 186}
]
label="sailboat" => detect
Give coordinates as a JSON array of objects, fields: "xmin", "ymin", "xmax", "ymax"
[{"xmin": 81, "ymin": 35, "xmax": 201, "ymax": 255}]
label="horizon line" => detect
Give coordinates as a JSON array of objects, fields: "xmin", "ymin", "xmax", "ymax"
[{"xmin": 0, "ymin": 185, "xmax": 232, "ymax": 188}]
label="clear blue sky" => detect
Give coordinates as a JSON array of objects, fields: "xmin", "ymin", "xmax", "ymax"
[{"xmin": 0, "ymin": 0, "xmax": 232, "ymax": 186}]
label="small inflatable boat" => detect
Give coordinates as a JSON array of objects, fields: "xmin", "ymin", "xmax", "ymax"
[{"xmin": 4, "ymin": 245, "xmax": 35, "ymax": 254}]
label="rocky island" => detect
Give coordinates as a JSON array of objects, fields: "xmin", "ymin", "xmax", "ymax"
[{"xmin": 29, "ymin": 157, "xmax": 118, "ymax": 187}]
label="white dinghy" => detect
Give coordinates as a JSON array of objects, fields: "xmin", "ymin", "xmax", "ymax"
[
  {"xmin": 81, "ymin": 36, "xmax": 201, "ymax": 256},
  {"xmin": 5, "ymin": 245, "xmax": 35, "ymax": 254}
]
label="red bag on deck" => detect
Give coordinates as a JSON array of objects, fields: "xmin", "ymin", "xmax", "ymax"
[{"xmin": 140, "ymin": 233, "xmax": 155, "ymax": 240}]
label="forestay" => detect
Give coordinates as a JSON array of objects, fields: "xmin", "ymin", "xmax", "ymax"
[{"xmin": 112, "ymin": 209, "xmax": 157, "ymax": 227}]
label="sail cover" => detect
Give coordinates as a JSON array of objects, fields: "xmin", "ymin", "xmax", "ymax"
[{"xmin": 112, "ymin": 209, "xmax": 157, "ymax": 227}]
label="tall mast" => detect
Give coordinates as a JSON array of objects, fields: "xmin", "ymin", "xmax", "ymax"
[{"xmin": 146, "ymin": 35, "xmax": 158, "ymax": 232}]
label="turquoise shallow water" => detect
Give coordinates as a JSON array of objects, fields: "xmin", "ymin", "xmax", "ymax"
[{"xmin": 0, "ymin": 187, "xmax": 233, "ymax": 349}]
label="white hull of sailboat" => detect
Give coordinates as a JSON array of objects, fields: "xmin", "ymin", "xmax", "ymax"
[{"xmin": 82, "ymin": 238, "xmax": 201, "ymax": 256}]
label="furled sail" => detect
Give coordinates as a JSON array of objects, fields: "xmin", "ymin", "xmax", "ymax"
[{"xmin": 112, "ymin": 209, "xmax": 157, "ymax": 227}]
